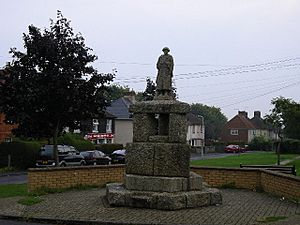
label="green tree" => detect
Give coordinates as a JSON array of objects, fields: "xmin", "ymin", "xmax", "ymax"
[
  {"xmin": 265, "ymin": 97, "xmax": 300, "ymax": 139},
  {"xmin": 136, "ymin": 77, "xmax": 156, "ymax": 101},
  {"xmin": 0, "ymin": 11, "xmax": 114, "ymax": 165},
  {"xmin": 191, "ymin": 103, "xmax": 227, "ymax": 141},
  {"xmin": 109, "ymin": 84, "xmax": 131, "ymax": 101}
]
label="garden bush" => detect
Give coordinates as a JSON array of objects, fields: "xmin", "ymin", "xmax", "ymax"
[
  {"xmin": 248, "ymin": 136, "xmax": 272, "ymax": 151},
  {"xmin": 278, "ymin": 139, "xmax": 300, "ymax": 154},
  {"xmin": 0, "ymin": 140, "xmax": 41, "ymax": 169},
  {"xmin": 56, "ymin": 133, "xmax": 94, "ymax": 151},
  {"xmin": 95, "ymin": 144, "xmax": 124, "ymax": 155}
]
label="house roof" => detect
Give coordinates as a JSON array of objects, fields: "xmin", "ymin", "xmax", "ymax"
[
  {"xmin": 187, "ymin": 112, "xmax": 203, "ymax": 125},
  {"xmin": 227, "ymin": 114, "xmax": 256, "ymax": 129},
  {"xmin": 106, "ymin": 97, "xmax": 133, "ymax": 120},
  {"xmin": 104, "ymin": 111, "xmax": 116, "ymax": 119},
  {"xmin": 250, "ymin": 116, "xmax": 272, "ymax": 130}
]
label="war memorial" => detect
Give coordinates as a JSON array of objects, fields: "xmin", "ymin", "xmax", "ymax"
[{"xmin": 106, "ymin": 47, "xmax": 222, "ymax": 210}]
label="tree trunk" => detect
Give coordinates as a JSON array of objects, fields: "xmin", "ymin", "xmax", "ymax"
[
  {"xmin": 277, "ymin": 141, "xmax": 281, "ymax": 165},
  {"xmin": 53, "ymin": 122, "xmax": 60, "ymax": 166}
]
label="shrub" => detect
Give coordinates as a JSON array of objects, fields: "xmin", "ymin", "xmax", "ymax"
[
  {"xmin": 0, "ymin": 140, "xmax": 41, "ymax": 169},
  {"xmin": 56, "ymin": 133, "xmax": 94, "ymax": 151},
  {"xmin": 95, "ymin": 144, "xmax": 124, "ymax": 155},
  {"xmin": 248, "ymin": 136, "xmax": 272, "ymax": 151},
  {"xmin": 279, "ymin": 139, "xmax": 300, "ymax": 154}
]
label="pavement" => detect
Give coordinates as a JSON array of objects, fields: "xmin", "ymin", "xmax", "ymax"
[{"xmin": 0, "ymin": 188, "xmax": 299, "ymax": 225}]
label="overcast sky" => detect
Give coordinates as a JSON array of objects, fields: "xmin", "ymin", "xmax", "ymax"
[{"xmin": 1, "ymin": 0, "xmax": 300, "ymax": 119}]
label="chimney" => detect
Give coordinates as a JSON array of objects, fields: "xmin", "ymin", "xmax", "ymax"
[
  {"xmin": 123, "ymin": 91, "xmax": 136, "ymax": 103},
  {"xmin": 238, "ymin": 111, "xmax": 248, "ymax": 118},
  {"xmin": 254, "ymin": 111, "xmax": 261, "ymax": 118}
]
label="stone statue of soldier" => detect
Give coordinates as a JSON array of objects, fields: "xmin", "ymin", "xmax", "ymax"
[{"xmin": 155, "ymin": 47, "xmax": 174, "ymax": 98}]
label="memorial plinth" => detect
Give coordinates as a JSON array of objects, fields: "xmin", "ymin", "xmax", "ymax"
[{"xmin": 106, "ymin": 100, "xmax": 222, "ymax": 210}]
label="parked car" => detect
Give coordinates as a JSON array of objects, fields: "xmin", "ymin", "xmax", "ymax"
[
  {"xmin": 110, "ymin": 149, "xmax": 126, "ymax": 164},
  {"xmin": 59, "ymin": 151, "xmax": 86, "ymax": 167},
  {"xmin": 36, "ymin": 145, "xmax": 85, "ymax": 167},
  {"xmin": 80, "ymin": 150, "xmax": 111, "ymax": 165},
  {"xmin": 224, "ymin": 145, "xmax": 241, "ymax": 153}
]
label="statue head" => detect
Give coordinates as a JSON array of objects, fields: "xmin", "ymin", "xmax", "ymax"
[{"xmin": 162, "ymin": 47, "xmax": 170, "ymax": 54}]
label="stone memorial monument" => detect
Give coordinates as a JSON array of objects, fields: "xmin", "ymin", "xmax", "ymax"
[{"xmin": 106, "ymin": 48, "xmax": 222, "ymax": 210}]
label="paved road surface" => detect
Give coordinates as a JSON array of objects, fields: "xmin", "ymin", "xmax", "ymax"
[{"xmin": 0, "ymin": 173, "xmax": 27, "ymax": 185}]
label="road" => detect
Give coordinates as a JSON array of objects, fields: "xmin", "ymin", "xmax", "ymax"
[{"xmin": 0, "ymin": 173, "xmax": 27, "ymax": 185}]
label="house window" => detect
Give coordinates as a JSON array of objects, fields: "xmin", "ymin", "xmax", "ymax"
[
  {"xmin": 92, "ymin": 119, "xmax": 99, "ymax": 133},
  {"xmin": 230, "ymin": 129, "xmax": 238, "ymax": 135},
  {"xmin": 106, "ymin": 119, "xmax": 112, "ymax": 133},
  {"xmin": 192, "ymin": 125, "xmax": 196, "ymax": 133}
]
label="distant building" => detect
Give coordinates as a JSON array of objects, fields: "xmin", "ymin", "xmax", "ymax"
[
  {"xmin": 0, "ymin": 70, "xmax": 17, "ymax": 142},
  {"xmin": 186, "ymin": 112, "xmax": 205, "ymax": 148},
  {"xmin": 220, "ymin": 111, "xmax": 278, "ymax": 144},
  {"xmin": 106, "ymin": 95, "xmax": 135, "ymax": 146},
  {"xmin": 81, "ymin": 112, "xmax": 116, "ymax": 144},
  {"xmin": 0, "ymin": 113, "xmax": 17, "ymax": 143}
]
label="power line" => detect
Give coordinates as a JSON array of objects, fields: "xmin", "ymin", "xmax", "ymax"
[
  {"xmin": 219, "ymin": 80, "xmax": 300, "ymax": 108},
  {"xmin": 112, "ymin": 56, "xmax": 300, "ymax": 82},
  {"xmin": 177, "ymin": 73, "xmax": 300, "ymax": 89},
  {"xmin": 98, "ymin": 61, "xmax": 238, "ymax": 67},
  {"xmin": 180, "ymin": 76, "xmax": 300, "ymax": 99},
  {"xmin": 115, "ymin": 63, "xmax": 300, "ymax": 84}
]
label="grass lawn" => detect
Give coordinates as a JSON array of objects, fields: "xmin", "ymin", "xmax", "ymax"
[
  {"xmin": 0, "ymin": 184, "xmax": 27, "ymax": 198},
  {"xmin": 191, "ymin": 152, "xmax": 299, "ymax": 168},
  {"xmin": 287, "ymin": 159, "xmax": 300, "ymax": 176}
]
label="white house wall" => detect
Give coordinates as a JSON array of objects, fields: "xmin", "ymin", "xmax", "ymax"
[{"xmin": 114, "ymin": 120, "xmax": 133, "ymax": 146}]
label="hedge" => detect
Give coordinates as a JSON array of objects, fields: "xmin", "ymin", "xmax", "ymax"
[
  {"xmin": 277, "ymin": 139, "xmax": 300, "ymax": 154},
  {"xmin": 248, "ymin": 136, "xmax": 273, "ymax": 151},
  {"xmin": 56, "ymin": 133, "xmax": 94, "ymax": 151},
  {"xmin": 0, "ymin": 140, "xmax": 41, "ymax": 169}
]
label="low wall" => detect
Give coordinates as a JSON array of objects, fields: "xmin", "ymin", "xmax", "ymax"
[
  {"xmin": 28, "ymin": 165, "xmax": 300, "ymax": 199},
  {"xmin": 28, "ymin": 165, "xmax": 125, "ymax": 192},
  {"xmin": 261, "ymin": 170, "xmax": 300, "ymax": 199},
  {"xmin": 190, "ymin": 166, "xmax": 261, "ymax": 190}
]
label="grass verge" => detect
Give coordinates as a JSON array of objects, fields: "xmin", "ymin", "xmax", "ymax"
[
  {"xmin": 287, "ymin": 159, "xmax": 300, "ymax": 176},
  {"xmin": 17, "ymin": 196, "xmax": 43, "ymax": 206},
  {"xmin": 257, "ymin": 216, "xmax": 288, "ymax": 223},
  {"xmin": 0, "ymin": 184, "xmax": 27, "ymax": 198},
  {"xmin": 191, "ymin": 152, "xmax": 299, "ymax": 168}
]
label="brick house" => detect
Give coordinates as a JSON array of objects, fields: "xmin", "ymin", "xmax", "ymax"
[
  {"xmin": 0, "ymin": 113, "xmax": 17, "ymax": 142},
  {"xmin": 220, "ymin": 111, "xmax": 277, "ymax": 144}
]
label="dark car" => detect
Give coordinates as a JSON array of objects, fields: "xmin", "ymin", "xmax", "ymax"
[
  {"xmin": 110, "ymin": 149, "xmax": 126, "ymax": 164},
  {"xmin": 59, "ymin": 151, "xmax": 86, "ymax": 167},
  {"xmin": 80, "ymin": 150, "xmax": 111, "ymax": 165},
  {"xmin": 36, "ymin": 145, "xmax": 85, "ymax": 167}
]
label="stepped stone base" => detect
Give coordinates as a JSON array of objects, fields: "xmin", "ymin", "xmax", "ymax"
[
  {"xmin": 106, "ymin": 183, "xmax": 222, "ymax": 210},
  {"xmin": 125, "ymin": 172, "xmax": 203, "ymax": 192}
]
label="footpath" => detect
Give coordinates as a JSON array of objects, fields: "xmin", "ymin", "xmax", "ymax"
[{"xmin": 0, "ymin": 188, "xmax": 299, "ymax": 225}]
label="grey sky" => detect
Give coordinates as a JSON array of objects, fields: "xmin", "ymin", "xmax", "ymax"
[{"xmin": 1, "ymin": 0, "xmax": 300, "ymax": 119}]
